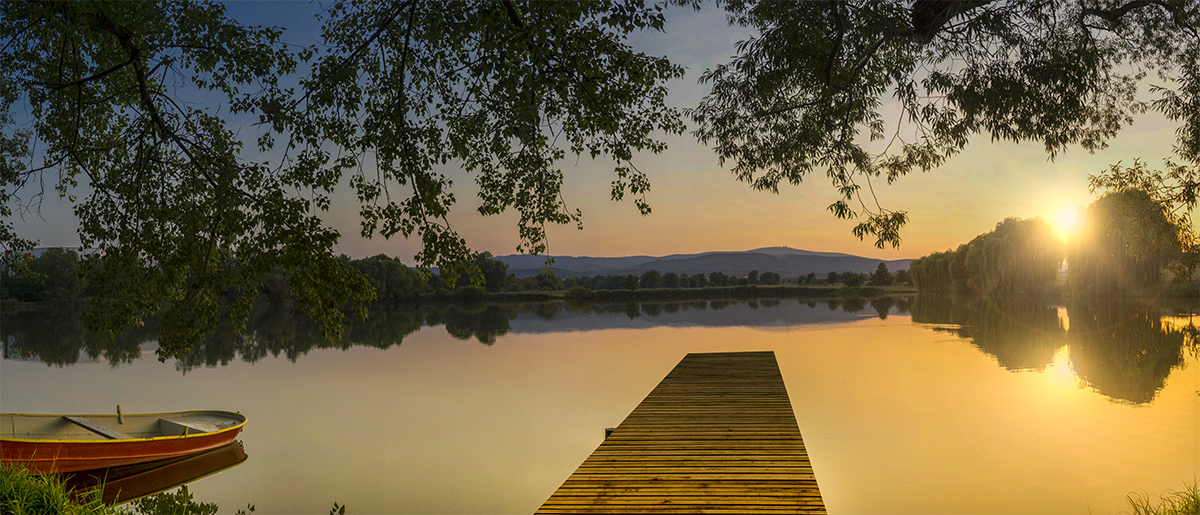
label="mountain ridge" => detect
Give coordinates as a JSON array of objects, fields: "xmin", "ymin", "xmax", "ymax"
[{"xmin": 496, "ymin": 246, "xmax": 914, "ymax": 279}]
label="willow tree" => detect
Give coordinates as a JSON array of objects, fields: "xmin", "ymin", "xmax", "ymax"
[
  {"xmin": 909, "ymin": 250, "xmax": 957, "ymax": 293},
  {"xmin": 0, "ymin": 1, "xmax": 684, "ymax": 357},
  {"xmin": 1073, "ymin": 158, "xmax": 1200, "ymax": 293},
  {"xmin": 1068, "ymin": 188, "xmax": 1188, "ymax": 294},
  {"xmin": 690, "ymin": 0, "xmax": 1199, "ymax": 248},
  {"xmin": 910, "ymin": 217, "xmax": 1062, "ymax": 294},
  {"xmin": 957, "ymin": 217, "xmax": 1063, "ymax": 294}
]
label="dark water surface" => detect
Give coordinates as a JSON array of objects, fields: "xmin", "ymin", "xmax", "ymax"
[{"xmin": 2, "ymin": 297, "xmax": 1197, "ymax": 514}]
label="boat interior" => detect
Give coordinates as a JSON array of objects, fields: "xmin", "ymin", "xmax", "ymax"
[{"xmin": 1, "ymin": 412, "xmax": 244, "ymax": 440}]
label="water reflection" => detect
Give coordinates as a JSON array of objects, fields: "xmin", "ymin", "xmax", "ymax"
[
  {"xmin": 912, "ymin": 296, "xmax": 1066, "ymax": 372},
  {"xmin": 1068, "ymin": 301, "xmax": 1192, "ymax": 404},
  {"xmin": 2, "ymin": 298, "xmax": 897, "ymax": 371},
  {"xmin": 0, "ymin": 306, "xmax": 156, "ymax": 366},
  {"xmin": 5, "ymin": 296, "xmax": 1196, "ymax": 405},
  {"xmin": 911, "ymin": 295, "xmax": 1197, "ymax": 404},
  {"xmin": 64, "ymin": 440, "xmax": 247, "ymax": 505}
]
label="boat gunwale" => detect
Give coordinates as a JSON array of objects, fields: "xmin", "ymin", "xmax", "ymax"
[{"xmin": 0, "ymin": 410, "xmax": 247, "ymax": 444}]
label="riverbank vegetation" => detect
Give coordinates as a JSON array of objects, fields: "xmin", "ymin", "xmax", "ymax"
[
  {"xmin": 1, "ymin": 462, "xmax": 322, "ymax": 515},
  {"xmin": 909, "ymin": 218, "xmax": 1062, "ymax": 296},
  {"xmin": 910, "ymin": 162, "xmax": 1199, "ymax": 299},
  {"xmin": 2, "ymin": 249, "xmax": 913, "ymax": 310},
  {"xmin": 1125, "ymin": 481, "xmax": 1200, "ymax": 515},
  {"xmin": 3, "ymin": 460, "xmax": 1195, "ymax": 515},
  {"xmin": 1, "ymin": 463, "xmax": 113, "ymax": 515}
]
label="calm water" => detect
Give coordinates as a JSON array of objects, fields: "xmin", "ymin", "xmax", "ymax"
[{"xmin": 2, "ymin": 297, "xmax": 1197, "ymax": 514}]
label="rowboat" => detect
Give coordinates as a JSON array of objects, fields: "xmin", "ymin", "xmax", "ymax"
[{"xmin": 1, "ymin": 410, "xmax": 246, "ymax": 473}]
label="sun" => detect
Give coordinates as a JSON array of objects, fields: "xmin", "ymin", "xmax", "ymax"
[{"xmin": 1051, "ymin": 205, "xmax": 1084, "ymax": 243}]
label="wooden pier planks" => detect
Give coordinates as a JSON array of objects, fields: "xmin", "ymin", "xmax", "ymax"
[{"xmin": 536, "ymin": 351, "xmax": 826, "ymax": 514}]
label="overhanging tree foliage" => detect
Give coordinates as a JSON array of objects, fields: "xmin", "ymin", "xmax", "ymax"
[
  {"xmin": 1, "ymin": 0, "xmax": 683, "ymax": 357},
  {"xmin": 690, "ymin": 0, "xmax": 1199, "ymax": 248}
]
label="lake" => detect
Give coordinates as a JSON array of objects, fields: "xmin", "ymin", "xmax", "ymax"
[{"xmin": 2, "ymin": 296, "xmax": 1197, "ymax": 514}]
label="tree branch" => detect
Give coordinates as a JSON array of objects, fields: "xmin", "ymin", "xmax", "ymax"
[
  {"xmin": 78, "ymin": 9, "xmax": 261, "ymax": 204},
  {"xmin": 32, "ymin": 57, "xmax": 134, "ymax": 91},
  {"xmin": 909, "ymin": 0, "xmax": 995, "ymax": 42},
  {"xmin": 825, "ymin": 1, "xmax": 844, "ymax": 88},
  {"xmin": 1080, "ymin": 0, "xmax": 1154, "ymax": 24},
  {"xmin": 322, "ymin": 0, "xmax": 412, "ymax": 86},
  {"xmin": 501, "ymin": 0, "xmax": 526, "ymax": 31}
]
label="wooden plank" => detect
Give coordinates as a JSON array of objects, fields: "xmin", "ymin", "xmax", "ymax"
[
  {"xmin": 535, "ymin": 351, "xmax": 826, "ymax": 514},
  {"xmin": 63, "ymin": 416, "xmax": 132, "ymax": 440},
  {"xmin": 159, "ymin": 418, "xmax": 210, "ymax": 436}
]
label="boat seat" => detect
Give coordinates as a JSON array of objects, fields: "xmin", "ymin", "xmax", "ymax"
[
  {"xmin": 63, "ymin": 416, "xmax": 133, "ymax": 440},
  {"xmin": 158, "ymin": 418, "xmax": 210, "ymax": 436}
]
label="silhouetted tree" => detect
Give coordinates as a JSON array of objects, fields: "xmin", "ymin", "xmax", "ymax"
[
  {"xmin": 624, "ymin": 274, "xmax": 639, "ymax": 290},
  {"xmin": 537, "ymin": 270, "xmax": 565, "ymax": 291},
  {"xmin": 350, "ymin": 254, "xmax": 425, "ymax": 302},
  {"xmin": 640, "ymin": 269, "xmax": 662, "ymax": 289},
  {"xmin": 870, "ymin": 262, "xmax": 893, "ymax": 286}
]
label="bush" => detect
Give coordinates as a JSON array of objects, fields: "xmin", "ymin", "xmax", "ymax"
[
  {"xmin": 452, "ymin": 285, "xmax": 485, "ymax": 301},
  {"xmin": 433, "ymin": 288, "xmax": 452, "ymax": 301},
  {"xmin": 565, "ymin": 286, "xmax": 595, "ymax": 300},
  {"xmin": 843, "ymin": 273, "xmax": 867, "ymax": 288}
]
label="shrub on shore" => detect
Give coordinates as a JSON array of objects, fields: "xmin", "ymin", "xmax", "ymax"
[{"xmin": 0, "ymin": 464, "xmax": 114, "ymax": 515}]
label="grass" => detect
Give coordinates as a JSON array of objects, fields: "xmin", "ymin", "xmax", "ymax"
[
  {"xmin": 1125, "ymin": 481, "xmax": 1200, "ymax": 515},
  {"xmin": 0, "ymin": 463, "xmax": 116, "ymax": 515},
  {"xmin": 0, "ymin": 463, "xmax": 321, "ymax": 515}
]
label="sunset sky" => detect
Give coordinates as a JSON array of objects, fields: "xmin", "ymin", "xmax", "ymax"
[{"xmin": 9, "ymin": 3, "xmax": 1192, "ymax": 262}]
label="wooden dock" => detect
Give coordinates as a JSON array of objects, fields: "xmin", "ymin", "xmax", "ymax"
[{"xmin": 536, "ymin": 351, "xmax": 825, "ymax": 514}]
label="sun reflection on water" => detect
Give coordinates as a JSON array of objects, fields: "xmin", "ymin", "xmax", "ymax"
[{"xmin": 1045, "ymin": 345, "xmax": 1077, "ymax": 389}]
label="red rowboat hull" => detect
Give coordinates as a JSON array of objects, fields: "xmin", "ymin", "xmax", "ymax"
[
  {"xmin": 3, "ymin": 426, "xmax": 244, "ymax": 473},
  {"xmin": 2, "ymin": 411, "xmax": 246, "ymax": 474}
]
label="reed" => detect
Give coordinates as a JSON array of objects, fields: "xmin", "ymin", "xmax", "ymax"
[
  {"xmin": 1126, "ymin": 481, "xmax": 1200, "ymax": 515},
  {"xmin": 0, "ymin": 463, "xmax": 116, "ymax": 515}
]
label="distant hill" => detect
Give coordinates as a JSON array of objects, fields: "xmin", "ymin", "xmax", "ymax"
[{"xmin": 496, "ymin": 246, "xmax": 913, "ymax": 279}]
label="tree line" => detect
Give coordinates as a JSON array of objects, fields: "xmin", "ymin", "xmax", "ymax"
[
  {"xmin": 909, "ymin": 164, "xmax": 1199, "ymax": 296},
  {"xmin": 3, "ymin": 249, "xmax": 912, "ymax": 305}
]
